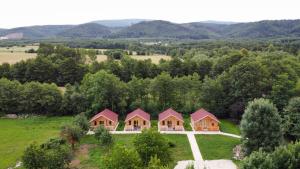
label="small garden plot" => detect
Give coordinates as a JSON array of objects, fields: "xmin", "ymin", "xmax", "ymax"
[{"xmin": 195, "ymin": 135, "xmax": 241, "ymax": 160}]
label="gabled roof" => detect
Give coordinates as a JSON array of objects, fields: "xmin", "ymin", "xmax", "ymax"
[
  {"xmin": 125, "ymin": 108, "xmax": 150, "ymax": 122},
  {"xmin": 90, "ymin": 109, "xmax": 118, "ymax": 122},
  {"xmin": 158, "ymin": 108, "xmax": 184, "ymax": 122},
  {"xmin": 191, "ymin": 108, "xmax": 220, "ymax": 123}
]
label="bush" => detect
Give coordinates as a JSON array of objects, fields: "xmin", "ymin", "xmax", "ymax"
[
  {"xmin": 241, "ymin": 141, "xmax": 300, "ymax": 169},
  {"xmin": 60, "ymin": 124, "xmax": 83, "ymax": 150},
  {"xmin": 73, "ymin": 114, "xmax": 89, "ymax": 132},
  {"xmin": 22, "ymin": 141, "xmax": 71, "ymax": 169},
  {"xmin": 103, "ymin": 145, "xmax": 142, "ymax": 169},
  {"xmin": 147, "ymin": 155, "xmax": 169, "ymax": 169},
  {"xmin": 241, "ymin": 150, "xmax": 273, "ymax": 169},
  {"xmin": 134, "ymin": 129, "xmax": 172, "ymax": 166},
  {"xmin": 94, "ymin": 125, "xmax": 113, "ymax": 146},
  {"xmin": 22, "ymin": 143, "xmax": 45, "ymax": 169}
]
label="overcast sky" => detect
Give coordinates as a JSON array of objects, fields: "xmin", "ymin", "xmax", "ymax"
[{"xmin": 1, "ymin": 0, "xmax": 299, "ymax": 28}]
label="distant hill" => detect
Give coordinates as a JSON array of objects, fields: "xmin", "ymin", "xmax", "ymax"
[
  {"xmin": 223, "ymin": 20, "xmax": 300, "ymax": 38},
  {"xmin": 0, "ymin": 25, "xmax": 74, "ymax": 39},
  {"xmin": 1, "ymin": 19, "xmax": 300, "ymax": 40},
  {"xmin": 91, "ymin": 19, "xmax": 149, "ymax": 27},
  {"xmin": 110, "ymin": 20, "xmax": 211, "ymax": 39},
  {"xmin": 57, "ymin": 23, "xmax": 111, "ymax": 38}
]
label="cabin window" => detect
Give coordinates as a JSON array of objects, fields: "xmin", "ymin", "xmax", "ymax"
[
  {"xmin": 129, "ymin": 120, "xmax": 131, "ymax": 125},
  {"xmin": 212, "ymin": 123, "xmax": 214, "ymax": 126},
  {"xmin": 94, "ymin": 121, "xmax": 97, "ymax": 126},
  {"xmin": 143, "ymin": 120, "xmax": 146, "ymax": 125},
  {"xmin": 109, "ymin": 121, "xmax": 112, "ymax": 125},
  {"xmin": 177, "ymin": 121, "xmax": 180, "ymax": 125},
  {"xmin": 162, "ymin": 121, "xmax": 165, "ymax": 125},
  {"xmin": 100, "ymin": 121, "xmax": 104, "ymax": 125}
]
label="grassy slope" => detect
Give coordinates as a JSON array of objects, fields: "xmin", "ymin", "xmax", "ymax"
[
  {"xmin": 219, "ymin": 119, "xmax": 240, "ymax": 135},
  {"xmin": 0, "ymin": 117, "xmax": 72, "ymax": 168},
  {"xmin": 195, "ymin": 135, "xmax": 241, "ymax": 160},
  {"xmin": 80, "ymin": 134, "xmax": 193, "ymax": 168}
]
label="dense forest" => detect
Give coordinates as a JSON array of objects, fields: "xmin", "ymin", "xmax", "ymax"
[{"xmin": 1, "ymin": 41, "xmax": 300, "ymax": 121}]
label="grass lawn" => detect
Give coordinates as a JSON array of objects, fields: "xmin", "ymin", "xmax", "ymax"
[
  {"xmin": 195, "ymin": 135, "xmax": 241, "ymax": 160},
  {"xmin": 0, "ymin": 116, "xmax": 72, "ymax": 169},
  {"xmin": 219, "ymin": 119, "xmax": 240, "ymax": 135},
  {"xmin": 79, "ymin": 134, "xmax": 193, "ymax": 168}
]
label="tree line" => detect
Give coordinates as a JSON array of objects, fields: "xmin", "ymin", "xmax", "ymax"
[{"xmin": 1, "ymin": 43, "xmax": 300, "ymax": 120}]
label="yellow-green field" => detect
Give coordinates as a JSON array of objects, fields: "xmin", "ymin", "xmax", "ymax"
[
  {"xmin": 0, "ymin": 45, "xmax": 171, "ymax": 64},
  {"xmin": 0, "ymin": 45, "xmax": 39, "ymax": 53},
  {"xmin": 0, "ymin": 52, "xmax": 37, "ymax": 64}
]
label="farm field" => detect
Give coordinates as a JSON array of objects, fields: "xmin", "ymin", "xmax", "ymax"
[
  {"xmin": 76, "ymin": 134, "xmax": 193, "ymax": 168},
  {"xmin": 0, "ymin": 116, "xmax": 72, "ymax": 169},
  {"xmin": 0, "ymin": 47, "xmax": 170, "ymax": 64},
  {"xmin": 195, "ymin": 135, "xmax": 241, "ymax": 160},
  {"xmin": 0, "ymin": 45, "xmax": 39, "ymax": 53},
  {"xmin": 0, "ymin": 52, "xmax": 36, "ymax": 64}
]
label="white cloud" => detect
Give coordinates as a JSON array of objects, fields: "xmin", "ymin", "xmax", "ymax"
[{"xmin": 0, "ymin": 0, "xmax": 299, "ymax": 28}]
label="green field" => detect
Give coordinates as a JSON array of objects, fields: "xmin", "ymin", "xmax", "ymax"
[
  {"xmin": 195, "ymin": 135, "xmax": 241, "ymax": 160},
  {"xmin": 78, "ymin": 134, "xmax": 193, "ymax": 168},
  {"xmin": 0, "ymin": 116, "xmax": 72, "ymax": 169},
  {"xmin": 220, "ymin": 119, "xmax": 240, "ymax": 135}
]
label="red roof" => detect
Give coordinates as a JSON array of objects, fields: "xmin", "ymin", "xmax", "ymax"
[
  {"xmin": 158, "ymin": 108, "xmax": 183, "ymax": 122},
  {"xmin": 191, "ymin": 108, "xmax": 220, "ymax": 123},
  {"xmin": 90, "ymin": 109, "xmax": 118, "ymax": 122},
  {"xmin": 125, "ymin": 108, "xmax": 150, "ymax": 122}
]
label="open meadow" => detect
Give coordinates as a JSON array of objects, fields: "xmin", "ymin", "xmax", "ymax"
[{"xmin": 0, "ymin": 116, "xmax": 72, "ymax": 169}]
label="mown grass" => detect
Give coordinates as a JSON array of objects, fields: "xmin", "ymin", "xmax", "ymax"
[
  {"xmin": 0, "ymin": 116, "xmax": 72, "ymax": 169},
  {"xmin": 195, "ymin": 135, "xmax": 241, "ymax": 160},
  {"xmin": 80, "ymin": 134, "xmax": 193, "ymax": 168},
  {"xmin": 220, "ymin": 119, "xmax": 240, "ymax": 135}
]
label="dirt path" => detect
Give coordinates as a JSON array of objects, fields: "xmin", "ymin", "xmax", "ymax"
[{"xmin": 69, "ymin": 144, "xmax": 92, "ymax": 168}]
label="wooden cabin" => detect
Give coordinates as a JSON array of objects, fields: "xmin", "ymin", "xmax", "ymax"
[
  {"xmin": 124, "ymin": 108, "xmax": 151, "ymax": 131},
  {"xmin": 191, "ymin": 108, "xmax": 220, "ymax": 131},
  {"xmin": 158, "ymin": 108, "xmax": 184, "ymax": 131},
  {"xmin": 89, "ymin": 109, "xmax": 118, "ymax": 131}
]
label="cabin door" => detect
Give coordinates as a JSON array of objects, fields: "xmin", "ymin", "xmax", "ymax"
[
  {"xmin": 134, "ymin": 120, "xmax": 139, "ymax": 127},
  {"xmin": 167, "ymin": 121, "xmax": 172, "ymax": 128}
]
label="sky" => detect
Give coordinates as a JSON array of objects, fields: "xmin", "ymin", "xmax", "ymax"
[{"xmin": 1, "ymin": 0, "xmax": 299, "ymax": 28}]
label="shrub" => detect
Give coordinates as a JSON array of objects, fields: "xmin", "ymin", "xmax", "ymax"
[
  {"xmin": 103, "ymin": 145, "xmax": 142, "ymax": 169},
  {"xmin": 94, "ymin": 125, "xmax": 113, "ymax": 146},
  {"xmin": 60, "ymin": 124, "xmax": 83, "ymax": 150},
  {"xmin": 73, "ymin": 113, "xmax": 89, "ymax": 132},
  {"xmin": 22, "ymin": 141, "xmax": 71, "ymax": 169},
  {"xmin": 134, "ymin": 129, "xmax": 172, "ymax": 166}
]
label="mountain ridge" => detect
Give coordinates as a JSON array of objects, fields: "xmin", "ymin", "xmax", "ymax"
[{"xmin": 1, "ymin": 19, "xmax": 300, "ymax": 40}]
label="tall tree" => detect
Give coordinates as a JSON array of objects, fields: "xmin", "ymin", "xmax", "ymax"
[
  {"xmin": 240, "ymin": 98, "xmax": 283, "ymax": 155},
  {"xmin": 80, "ymin": 70, "xmax": 128, "ymax": 116}
]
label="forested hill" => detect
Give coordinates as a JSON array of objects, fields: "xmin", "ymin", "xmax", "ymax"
[{"xmin": 1, "ymin": 19, "xmax": 300, "ymax": 39}]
